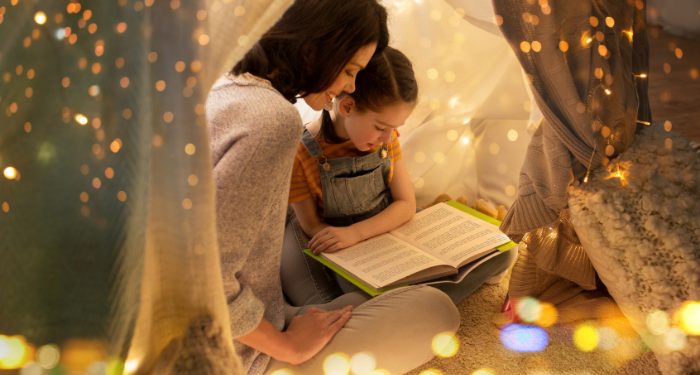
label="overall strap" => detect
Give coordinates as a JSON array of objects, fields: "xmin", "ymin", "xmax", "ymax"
[{"xmin": 300, "ymin": 128, "xmax": 324, "ymax": 159}]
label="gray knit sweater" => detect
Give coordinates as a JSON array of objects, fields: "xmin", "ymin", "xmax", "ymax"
[{"xmin": 206, "ymin": 74, "xmax": 303, "ymax": 374}]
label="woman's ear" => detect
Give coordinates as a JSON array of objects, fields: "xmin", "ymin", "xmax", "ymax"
[{"xmin": 338, "ymin": 96, "xmax": 355, "ymax": 117}]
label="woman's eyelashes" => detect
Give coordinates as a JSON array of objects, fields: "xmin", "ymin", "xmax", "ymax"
[
  {"xmin": 346, "ymin": 70, "xmax": 355, "ymax": 78},
  {"xmin": 375, "ymin": 125, "xmax": 386, "ymax": 131}
]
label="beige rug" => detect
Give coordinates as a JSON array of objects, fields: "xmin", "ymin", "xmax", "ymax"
[{"xmin": 407, "ymin": 272, "xmax": 661, "ymax": 375}]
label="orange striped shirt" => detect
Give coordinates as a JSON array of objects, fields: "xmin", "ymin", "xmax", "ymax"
[{"xmin": 289, "ymin": 134, "xmax": 402, "ymax": 217}]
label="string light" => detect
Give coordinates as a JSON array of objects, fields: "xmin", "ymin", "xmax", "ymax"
[{"xmin": 583, "ymin": 143, "xmax": 598, "ymax": 183}]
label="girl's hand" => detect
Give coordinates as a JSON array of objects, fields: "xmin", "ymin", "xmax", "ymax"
[
  {"xmin": 281, "ymin": 306, "xmax": 353, "ymax": 365},
  {"xmin": 309, "ymin": 226, "xmax": 362, "ymax": 254}
]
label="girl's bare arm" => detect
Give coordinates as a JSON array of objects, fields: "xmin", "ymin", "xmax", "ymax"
[
  {"xmin": 349, "ymin": 157, "xmax": 416, "ymax": 240},
  {"xmin": 291, "ymin": 198, "xmax": 330, "ymax": 238}
]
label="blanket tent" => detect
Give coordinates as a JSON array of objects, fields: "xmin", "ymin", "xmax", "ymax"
[{"xmin": 0, "ymin": 0, "xmax": 697, "ymax": 373}]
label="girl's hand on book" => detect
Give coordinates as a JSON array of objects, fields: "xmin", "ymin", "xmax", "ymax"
[
  {"xmin": 282, "ymin": 306, "xmax": 353, "ymax": 365},
  {"xmin": 309, "ymin": 226, "xmax": 361, "ymax": 254}
]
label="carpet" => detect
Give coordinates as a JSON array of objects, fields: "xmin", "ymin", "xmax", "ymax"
[{"xmin": 407, "ymin": 271, "xmax": 661, "ymax": 375}]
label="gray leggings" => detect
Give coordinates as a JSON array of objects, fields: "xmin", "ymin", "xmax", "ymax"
[{"xmin": 269, "ymin": 220, "xmax": 517, "ymax": 374}]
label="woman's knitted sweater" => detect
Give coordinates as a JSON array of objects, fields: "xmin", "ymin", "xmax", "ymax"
[{"xmin": 206, "ymin": 74, "xmax": 303, "ymax": 374}]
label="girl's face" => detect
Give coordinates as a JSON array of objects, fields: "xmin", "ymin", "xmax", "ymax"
[
  {"xmin": 338, "ymin": 98, "xmax": 415, "ymax": 152},
  {"xmin": 303, "ymin": 43, "xmax": 377, "ymax": 111}
]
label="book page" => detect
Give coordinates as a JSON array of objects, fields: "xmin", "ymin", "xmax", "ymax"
[
  {"xmin": 321, "ymin": 233, "xmax": 446, "ymax": 288},
  {"xmin": 391, "ymin": 204, "xmax": 510, "ymax": 268}
]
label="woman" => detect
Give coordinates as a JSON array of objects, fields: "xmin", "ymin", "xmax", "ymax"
[{"xmin": 207, "ymin": 1, "xmax": 459, "ymax": 374}]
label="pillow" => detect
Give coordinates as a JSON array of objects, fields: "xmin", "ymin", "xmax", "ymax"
[{"xmin": 568, "ymin": 123, "xmax": 700, "ymax": 375}]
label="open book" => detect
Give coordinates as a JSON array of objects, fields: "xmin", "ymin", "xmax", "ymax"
[{"xmin": 304, "ymin": 201, "xmax": 516, "ymax": 296}]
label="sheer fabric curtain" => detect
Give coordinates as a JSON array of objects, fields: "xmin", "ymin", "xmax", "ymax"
[
  {"xmin": 295, "ymin": 0, "xmax": 535, "ymax": 210},
  {"xmin": 492, "ymin": 0, "xmax": 651, "ymax": 321},
  {"xmin": 0, "ymin": 0, "xmax": 291, "ymax": 374},
  {"xmin": 126, "ymin": 1, "xmax": 292, "ymax": 374}
]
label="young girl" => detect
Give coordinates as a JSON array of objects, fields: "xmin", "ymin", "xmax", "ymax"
[
  {"xmin": 282, "ymin": 47, "xmax": 518, "ymax": 307},
  {"xmin": 289, "ymin": 46, "xmax": 417, "ymax": 258}
]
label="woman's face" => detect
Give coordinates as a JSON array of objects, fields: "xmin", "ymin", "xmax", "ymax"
[{"xmin": 303, "ymin": 43, "xmax": 377, "ymax": 111}]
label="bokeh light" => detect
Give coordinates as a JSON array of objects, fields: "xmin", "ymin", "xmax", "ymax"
[
  {"xmin": 75, "ymin": 114, "xmax": 89, "ymax": 125},
  {"xmin": 507, "ymin": 129, "xmax": 518, "ymax": 141},
  {"xmin": 185, "ymin": 143, "xmax": 196, "ymax": 155},
  {"xmin": 4, "ymin": 167, "xmax": 17, "ymax": 179},
  {"xmin": 20, "ymin": 361, "xmax": 43, "ymax": 375},
  {"xmin": 366, "ymin": 370, "xmax": 390, "ymax": 375},
  {"xmin": 34, "ymin": 12, "xmax": 46, "ymax": 25},
  {"xmin": 534, "ymin": 302, "xmax": 558, "ymax": 327},
  {"xmin": 595, "ymin": 327, "xmax": 619, "ymax": 350},
  {"xmin": 182, "ymin": 198, "xmax": 192, "ymax": 209},
  {"xmin": 0, "ymin": 335, "xmax": 30, "ymax": 369},
  {"xmin": 59, "ymin": 339, "xmax": 105, "ymax": 373},
  {"xmin": 106, "ymin": 359, "xmax": 125, "ymax": 375},
  {"xmin": 500, "ymin": 324, "xmax": 548, "ymax": 352},
  {"xmin": 350, "ymin": 352, "xmax": 376, "ymax": 375},
  {"xmin": 110, "ymin": 139, "xmax": 122, "ymax": 153},
  {"xmin": 646, "ymin": 309, "xmax": 671, "ymax": 335},
  {"xmin": 35, "ymin": 344, "xmax": 59, "ymax": 369},
  {"xmin": 432, "ymin": 333, "xmax": 459, "ymax": 357},
  {"xmin": 663, "ymin": 327, "xmax": 687, "ymax": 351},
  {"xmin": 472, "ymin": 369, "xmax": 495, "ymax": 375},
  {"xmin": 324, "ymin": 353, "xmax": 350, "ymax": 375},
  {"xmin": 419, "ymin": 370, "xmax": 442, "ymax": 375},
  {"xmin": 515, "ymin": 297, "xmax": 542, "ymax": 323},
  {"xmin": 271, "ymin": 370, "xmax": 294, "ymax": 375},
  {"xmin": 573, "ymin": 323, "xmax": 599, "ymax": 352},
  {"xmin": 124, "ymin": 359, "xmax": 138, "ymax": 373},
  {"xmin": 678, "ymin": 301, "xmax": 700, "ymax": 334}
]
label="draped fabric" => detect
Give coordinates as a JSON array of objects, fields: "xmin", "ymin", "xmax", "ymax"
[
  {"xmin": 492, "ymin": 0, "xmax": 651, "ymax": 320},
  {"xmin": 296, "ymin": 0, "xmax": 536, "ymax": 210},
  {"xmin": 0, "ymin": 0, "xmax": 290, "ymax": 373}
]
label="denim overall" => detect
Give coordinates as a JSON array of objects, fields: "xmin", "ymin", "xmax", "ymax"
[
  {"xmin": 285, "ymin": 128, "xmax": 394, "ymax": 301},
  {"xmin": 301, "ymin": 128, "xmax": 393, "ymax": 226},
  {"xmin": 283, "ymin": 129, "xmax": 519, "ymax": 304}
]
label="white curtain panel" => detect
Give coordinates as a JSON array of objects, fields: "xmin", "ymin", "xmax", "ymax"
[
  {"xmin": 295, "ymin": 0, "xmax": 540, "ymax": 209},
  {"xmin": 126, "ymin": 1, "xmax": 293, "ymax": 374}
]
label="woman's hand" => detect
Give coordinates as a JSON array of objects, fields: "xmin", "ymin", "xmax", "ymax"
[
  {"xmin": 281, "ymin": 306, "xmax": 353, "ymax": 365},
  {"xmin": 309, "ymin": 226, "xmax": 362, "ymax": 254}
]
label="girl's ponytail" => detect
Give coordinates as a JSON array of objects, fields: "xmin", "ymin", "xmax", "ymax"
[{"xmin": 352, "ymin": 47, "xmax": 418, "ymax": 113}]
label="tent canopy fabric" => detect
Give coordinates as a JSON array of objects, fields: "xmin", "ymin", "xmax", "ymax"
[{"xmin": 1, "ymin": 0, "xmax": 652, "ymax": 372}]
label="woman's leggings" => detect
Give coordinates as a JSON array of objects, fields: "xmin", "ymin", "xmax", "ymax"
[{"xmin": 270, "ymin": 219, "xmax": 517, "ymax": 374}]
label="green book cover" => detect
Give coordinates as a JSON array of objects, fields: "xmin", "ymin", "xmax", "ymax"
[{"xmin": 303, "ymin": 200, "xmax": 517, "ymax": 296}]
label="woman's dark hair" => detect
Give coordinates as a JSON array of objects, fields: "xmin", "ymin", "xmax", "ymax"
[
  {"xmin": 319, "ymin": 46, "xmax": 418, "ymax": 144},
  {"xmin": 232, "ymin": 0, "xmax": 389, "ymax": 103}
]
